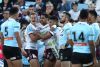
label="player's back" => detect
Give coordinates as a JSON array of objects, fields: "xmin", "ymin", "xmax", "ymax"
[
  {"xmin": 70, "ymin": 22, "xmax": 93, "ymax": 53},
  {"xmin": 1, "ymin": 18, "xmax": 20, "ymax": 47}
]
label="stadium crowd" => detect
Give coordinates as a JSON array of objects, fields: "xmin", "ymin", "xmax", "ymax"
[{"xmin": 0, "ymin": 0, "xmax": 100, "ymax": 67}]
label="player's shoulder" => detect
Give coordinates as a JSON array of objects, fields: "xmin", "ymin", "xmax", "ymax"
[
  {"xmin": 67, "ymin": 22, "xmax": 72, "ymax": 26},
  {"xmin": 27, "ymin": 23, "xmax": 36, "ymax": 29},
  {"xmin": 92, "ymin": 22, "xmax": 99, "ymax": 27}
]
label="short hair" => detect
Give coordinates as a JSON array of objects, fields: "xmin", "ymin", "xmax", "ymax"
[
  {"xmin": 89, "ymin": 10, "xmax": 97, "ymax": 18},
  {"xmin": 79, "ymin": 9, "xmax": 88, "ymax": 19},
  {"xmin": 29, "ymin": 5, "xmax": 34, "ymax": 8},
  {"xmin": 40, "ymin": 13, "xmax": 48, "ymax": 18},
  {"xmin": 9, "ymin": 7, "xmax": 19, "ymax": 15},
  {"xmin": 49, "ymin": 15, "xmax": 58, "ymax": 21},
  {"xmin": 3, "ymin": 9, "xmax": 9, "ymax": 14},
  {"xmin": 63, "ymin": 11, "xmax": 71, "ymax": 20},
  {"xmin": 72, "ymin": 1, "xmax": 78, "ymax": 7}
]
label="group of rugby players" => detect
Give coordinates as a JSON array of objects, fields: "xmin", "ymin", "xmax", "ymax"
[{"xmin": 0, "ymin": 0, "xmax": 100, "ymax": 67}]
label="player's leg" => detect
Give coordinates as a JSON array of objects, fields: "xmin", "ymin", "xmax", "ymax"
[
  {"xmin": 71, "ymin": 52, "xmax": 82, "ymax": 67},
  {"xmin": 61, "ymin": 61, "xmax": 71, "ymax": 67},
  {"xmin": 72, "ymin": 64, "xmax": 81, "ymax": 67},
  {"xmin": 10, "ymin": 47, "xmax": 23, "ymax": 67},
  {"xmin": 55, "ymin": 60, "xmax": 61, "ymax": 67},
  {"xmin": 96, "ymin": 60, "xmax": 100, "ymax": 67},
  {"xmin": 5, "ymin": 59, "xmax": 13, "ymax": 67},
  {"xmin": 44, "ymin": 59, "xmax": 52, "ymax": 67},
  {"xmin": 11, "ymin": 59, "xmax": 23, "ymax": 67},
  {"xmin": 30, "ymin": 59, "xmax": 40, "ymax": 67},
  {"xmin": 44, "ymin": 49, "xmax": 56, "ymax": 67},
  {"xmin": 25, "ymin": 49, "xmax": 39, "ymax": 67},
  {"xmin": 3, "ymin": 46, "xmax": 16, "ymax": 67},
  {"xmin": 59, "ymin": 48, "xmax": 72, "ymax": 67}
]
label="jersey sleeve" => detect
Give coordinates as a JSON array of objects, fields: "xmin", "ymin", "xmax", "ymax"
[
  {"xmin": 13, "ymin": 22, "xmax": 20, "ymax": 33},
  {"xmin": 27, "ymin": 25, "xmax": 36, "ymax": 35},
  {"xmin": 93, "ymin": 23, "xmax": 100, "ymax": 41},
  {"xmin": 68, "ymin": 27, "xmax": 73, "ymax": 40},
  {"xmin": 88, "ymin": 26, "xmax": 95, "ymax": 41}
]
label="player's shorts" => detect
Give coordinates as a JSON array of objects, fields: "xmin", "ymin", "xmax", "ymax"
[
  {"xmin": 3, "ymin": 45, "xmax": 22, "ymax": 61},
  {"xmin": 24, "ymin": 49, "xmax": 38, "ymax": 62},
  {"xmin": 59, "ymin": 48, "xmax": 72, "ymax": 61},
  {"xmin": 71, "ymin": 52, "xmax": 93, "ymax": 67},
  {"xmin": 44, "ymin": 48, "xmax": 56, "ymax": 62}
]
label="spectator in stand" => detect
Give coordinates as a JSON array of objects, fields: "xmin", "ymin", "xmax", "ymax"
[
  {"xmin": 34, "ymin": 0, "xmax": 46, "ymax": 15},
  {"xmin": 46, "ymin": 2, "xmax": 58, "ymax": 18},
  {"xmin": 48, "ymin": 0, "xmax": 62, "ymax": 11},
  {"xmin": 0, "ymin": 10, "xmax": 10, "ymax": 26},
  {"xmin": 0, "ymin": 0, "xmax": 12, "ymax": 13},
  {"xmin": 78, "ymin": 0, "xmax": 88, "ymax": 10},
  {"xmin": 69, "ymin": 2, "xmax": 80, "ymax": 22},
  {"xmin": 57, "ymin": 0, "xmax": 71, "ymax": 12}
]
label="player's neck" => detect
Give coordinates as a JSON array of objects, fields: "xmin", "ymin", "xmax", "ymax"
[
  {"xmin": 80, "ymin": 19, "xmax": 87, "ymax": 22},
  {"xmin": 10, "ymin": 16, "xmax": 17, "ymax": 20}
]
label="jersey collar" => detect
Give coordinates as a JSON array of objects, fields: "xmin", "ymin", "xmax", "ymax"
[
  {"xmin": 8, "ymin": 17, "xmax": 16, "ymax": 21},
  {"xmin": 78, "ymin": 22, "xmax": 88, "ymax": 25}
]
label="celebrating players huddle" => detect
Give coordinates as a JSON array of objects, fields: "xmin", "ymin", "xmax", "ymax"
[{"xmin": 0, "ymin": 6, "xmax": 100, "ymax": 67}]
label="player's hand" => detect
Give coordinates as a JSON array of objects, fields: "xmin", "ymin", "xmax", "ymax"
[
  {"xmin": 50, "ymin": 25, "xmax": 57, "ymax": 31},
  {"xmin": 21, "ymin": 48, "xmax": 27, "ymax": 56}
]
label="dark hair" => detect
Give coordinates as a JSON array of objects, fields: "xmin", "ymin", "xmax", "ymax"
[
  {"xmin": 9, "ymin": 7, "xmax": 19, "ymax": 15},
  {"xmin": 19, "ymin": 18, "xmax": 29, "ymax": 28},
  {"xmin": 49, "ymin": 15, "xmax": 58, "ymax": 21},
  {"xmin": 29, "ymin": 5, "xmax": 34, "ymax": 8},
  {"xmin": 79, "ymin": 9, "xmax": 88, "ymax": 19},
  {"xmin": 63, "ymin": 11, "xmax": 71, "ymax": 20},
  {"xmin": 3, "ymin": 9, "xmax": 10, "ymax": 14},
  {"xmin": 89, "ymin": 10, "xmax": 97, "ymax": 18},
  {"xmin": 72, "ymin": 1, "xmax": 78, "ymax": 7},
  {"xmin": 40, "ymin": 13, "xmax": 48, "ymax": 18}
]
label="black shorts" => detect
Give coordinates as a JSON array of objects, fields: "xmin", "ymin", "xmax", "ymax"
[
  {"xmin": 3, "ymin": 45, "xmax": 22, "ymax": 61},
  {"xmin": 59, "ymin": 48, "xmax": 72, "ymax": 61},
  {"xmin": 44, "ymin": 48, "xmax": 56, "ymax": 62},
  {"xmin": 25, "ymin": 49, "xmax": 38, "ymax": 62},
  {"xmin": 71, "ymin": 52, "xmax": 93, "ymax": 66}
]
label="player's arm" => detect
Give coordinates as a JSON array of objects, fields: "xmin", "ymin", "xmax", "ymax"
[
  {"xmin": 88, "ymin": 27, "xmax": 97, "ymax": 64},
  {"xmin": 67, "ymin": 39, "xmax": 74, "ymax": 46},
  {"xmin": 67, "ymin": 28, "xmax": 74, "ymax": 46},
  {"xmin": 14, "ymin": 23, "xmax": 27, "ymax": 56},
  {"xmin": 0, "ymin": 32, "xmax": 4, "ymax": 45},
  {"xmin": 28, "ymin": 26, "xmax": 40, "ymax": 42},
  {"xmin": 14, "ymin": 23, "xmax": 22, "ymax": 49},
  {"xmin": 15, "ymin": 32, "xmax": 22, "ymax": 48},
  {"xmin": 29, "ymin": 33, "xmax": 40, "ymax": 42},
  {"xmin": 39, "ymin": 31, "xmax": 53, "ymax": 41}
]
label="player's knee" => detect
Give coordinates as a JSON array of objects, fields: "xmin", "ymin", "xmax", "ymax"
[{"xmin": 30, "ymin": 59, "xmax": 38, "ymax": 64}]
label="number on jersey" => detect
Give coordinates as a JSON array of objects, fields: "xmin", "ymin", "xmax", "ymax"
[
  {"xmin": 5, "ymin": 27, "xmax": 8, "ymax": 37},
  {"xmin": 72, "ymin": 32, "xmax": 85, "ymax": 42}
]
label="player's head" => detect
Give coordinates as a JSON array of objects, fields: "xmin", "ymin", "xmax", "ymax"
[
  {"xmin": 28, "ymin": 5, "xmax": 34, "ymax": 14},
  {"xmin": 40, "ymin": 13, "xmax": 48, "ymax": 25},
  {"xmin": 60, "ymin": 11, "xmax": 71, "ymax": 24},
  {"xmin": 49, "ymin": 16, "xmax": 58, "ymax": 27},
  {"xmin": 88, "ymin": 10, "xmax": 97, "ymax": 20},
  {"xmin": 30, "ymin": 12, "xmax": 36, "ymax": 24},
  {"xmin": 9, "ymin": 7, "xmax": 19, "ymax": 19},
  {"xmin": 3, "ymin": 9, "xmax": 10, "ymax": 19},
  {"xmin": 79, "ymin": 9, "xmax": 88, "ymax": 20}
]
